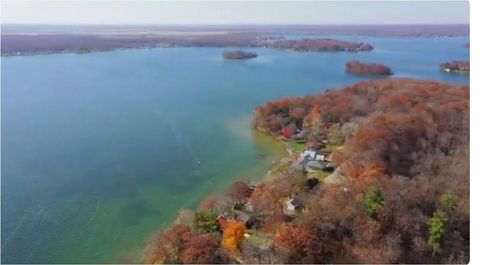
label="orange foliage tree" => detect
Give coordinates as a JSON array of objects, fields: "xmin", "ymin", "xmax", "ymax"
[{"xmin": 221, "ymin": 220, "xmax": 246, "ymax": 252}]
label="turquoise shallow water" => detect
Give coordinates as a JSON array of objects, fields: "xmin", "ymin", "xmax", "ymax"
[{"xmin": 1, "ymin": 36, "xmax": 469, "ymax": 263}]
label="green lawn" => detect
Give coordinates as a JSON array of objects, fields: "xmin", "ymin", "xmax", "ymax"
[
  {"xmin": 307, "ymin": 171, "xmax": 331, "ymax": 180},
  {"xmin": 245, "ymin": 231, "xmax": 272, "ymax": 247},
  {"xmin": 293, "ymin": 141, "xmax": 306, "ymax": 152}
]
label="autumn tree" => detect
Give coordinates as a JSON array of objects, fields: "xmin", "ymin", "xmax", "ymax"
[
  {"xmin": 274, "ymin": 223, "xmax": 317, "ymax": 262},
  {"xmin": 145, "ymin": 224, "xmax": 192, "ymax": 264},
  {"xmin": 229, "ymin": 181, "xmax": 253, "ymax": 203},
  {"xmin": 221, "ymin": 220, "xmax": 246, "ymax": 252},
  {"xmin": 148, "ymin": 78, "xmax": 469, "ymax": 264},
  {"xmin": 180, "ymin": 232, "xmax": 229, "ymax": 264},
  {"xmin": 145, "ymin": 223, "xmax": 230, "ymax": 264}
]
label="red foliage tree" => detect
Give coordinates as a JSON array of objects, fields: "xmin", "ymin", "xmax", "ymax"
[
  {"xmin": 229, "ymin": 181, "xmax": 253, "ymax": 202},
  {"xmin": 180, "ymin": 232, "xmax": 225, "ymax": 264},
  {"xmin": 145, "ymin": 224, "xmax": 230, "ymax": 264}
]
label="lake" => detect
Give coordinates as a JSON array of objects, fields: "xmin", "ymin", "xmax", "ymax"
[{"xmin": 1, "ymin": 36, "xmax": 469, "ymax": 263}]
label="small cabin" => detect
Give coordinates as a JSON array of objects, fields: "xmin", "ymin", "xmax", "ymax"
[
  {"xmin": 236, "ymin": 211, "xmax": 262, "ymax": 229},
  {"xmin": 247, "ymin": 181, "xmax": 258, "ymax": 190},
  {"xmin": 284, "ymin": 198, "xmax": 305, "ymax": 215}
]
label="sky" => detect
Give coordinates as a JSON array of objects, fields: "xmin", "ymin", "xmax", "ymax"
[{"xmin": 1, "ymin": 1, "xmax": 469, "ymax": 25}]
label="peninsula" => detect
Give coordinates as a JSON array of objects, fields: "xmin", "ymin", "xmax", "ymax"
[{"xmin": 145, "ymin": 78, "xmax": 469, "ymax": 264}]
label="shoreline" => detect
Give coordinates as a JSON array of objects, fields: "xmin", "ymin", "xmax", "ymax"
[
  {"xmin": 144, "ymin": 78, "xmax": 469, "ymax": 263},
  {"xmin": 127, "ymin": 127, "xmax": 288, "ymax": 263},
  {"xmin": 2, "ymin": 25, "xmax": 469, "ymax": 57},
  {"xmin": 2, "ymin": 33, "xmax": 468, "ymax": 58}
]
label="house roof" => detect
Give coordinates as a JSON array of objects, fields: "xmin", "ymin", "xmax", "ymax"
[
  {"xmin": 234, "ymin": 211, "xmax": 252, "ymax": 223},
  {"xmin": 306, "ymin": 160, "xmax": 326, "ymax": 170},
  {"xmin": 248, "ymin": 181, "xmax": 259, "ymax": 189},
  {"xmin": 301, "ymin": 150, "xmax": 318, "ymax": 160},
  {"xmin": 288, "ymin": 198, "xmax": 304, "ymax": 208}
]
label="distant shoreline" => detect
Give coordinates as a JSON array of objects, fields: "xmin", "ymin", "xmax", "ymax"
[{"xmin": 1, "ymin": 24, "xmax": 469, "ymax": 57}]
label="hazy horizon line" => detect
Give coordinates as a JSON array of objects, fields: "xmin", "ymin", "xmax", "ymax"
[{"xmin": 1, "ymin": 23, "xmax": 470, "ymax": 26}]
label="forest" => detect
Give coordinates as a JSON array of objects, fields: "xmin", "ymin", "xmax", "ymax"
[
  {"xmin": 145, "ymin": 78, "xmax": 469, "ymax": 264},
  {"xmin": 345, "ymin": 60, "xmax": 393, "ymax": 75},
  {"xmin": 266, "ymin": 38, "xmax": 373, "ymax": 52}
]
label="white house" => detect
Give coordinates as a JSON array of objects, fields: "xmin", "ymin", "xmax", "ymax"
[{"xmin": 299, "ymin": 150, "xmax": 326, "ymax": 162}]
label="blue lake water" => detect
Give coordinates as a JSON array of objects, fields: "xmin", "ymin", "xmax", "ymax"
[{"xmin": 1, "ymin": 36, "xmax": 469, "ymax": 263}]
